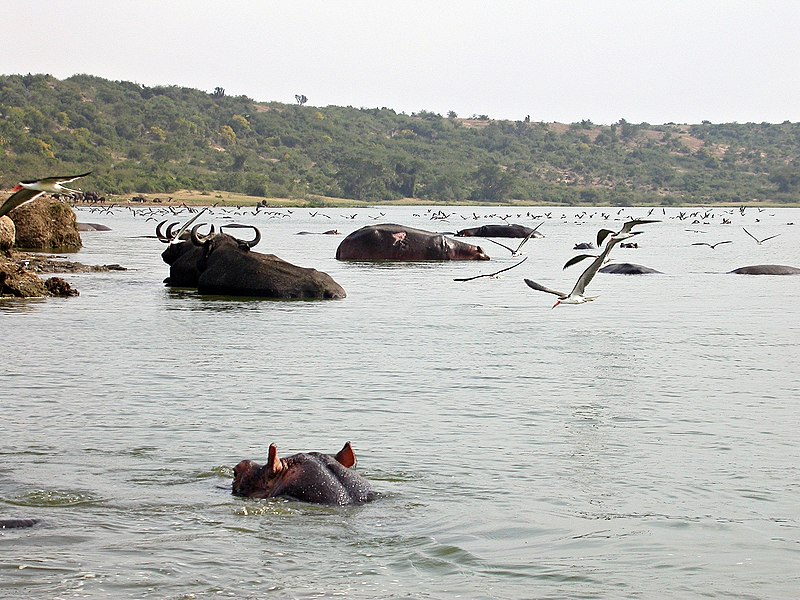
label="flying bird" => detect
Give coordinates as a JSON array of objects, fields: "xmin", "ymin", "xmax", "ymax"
[
  {"xmin": 742, "ymin": 227, "xmax": 780, "ymax": 245},
  {"xmin": 691, "ymin": 240, "xmax": 732, "ymax": 249},
  {"xmin": 482, "ymin": 223, "xmax": 542, "ymax": 256},
  {"xmin": 525, "ymin": 219, "xmax": 657, "ymax": 308},
  {"xmin": 454, "ymin": 257, "xmax": 527, "ymax": 282},
  {"xmin": 524, "ymin": 235, "xmax": 624, "ymax": 308},
  {"xmin": 0, "ymin": 172, "xmax": 92, "ymax": 218},
  {"xmin": 596, "ymin": 219, "xmax": 659, "ymax": 248}
]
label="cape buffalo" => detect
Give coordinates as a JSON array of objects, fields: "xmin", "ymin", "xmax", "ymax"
[
  {"xmin": 336, "ymin": 224, "xmax": 489, "ymax": 261},
  {"xmin": 157, "ymin": 220, "xmax": 208, "ymax": 287},
  {"xmin": 192, "ymin": 225, "xmax": 346, "ymax": 299}
]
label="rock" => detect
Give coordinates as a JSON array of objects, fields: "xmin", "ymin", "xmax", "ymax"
[
  {"xmin": 9, "ymin": 198, "xmax": 82, "ymax": 251},
  {"xmin": 44, "ymin": 277, "xmax": 79, "ymax": 297},
  {"xmin": 0, "ymin": 216, "xmax": 14, "ymax": 251}
]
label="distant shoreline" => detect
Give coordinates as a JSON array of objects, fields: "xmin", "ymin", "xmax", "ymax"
[{"xmin": 59, "ymin": 190, "xmax": 800, "ymax": 210}]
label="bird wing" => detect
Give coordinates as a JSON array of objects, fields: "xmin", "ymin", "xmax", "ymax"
[
  {"xmin": 0, "ymin": 188, "xmax": 44, "ymax": 218},
  {"xmin": 569, "ymin": 253, "xmax": 606, "ymax": 296},
  {"xmin": 570, "ymin": 236, "xmax": 621, "ymax": 296},
  {"xmin": 513, "ymin": 232, "xmax": 534, "ymax": 254},
  {"xmin": 169, "ymin": 207, "xmax": 208, "ymax": 244},
  {"xmin": 691, "ymin": 242, "xmax": 712, "ymax": 247},
  {"xmin": 760, "ymin": 233, "xmax": 781, "ymax": 243},
  {"xmin": 563, "ymin": 254, "xmax": 597, "ymax": 270},
  {"xmin": 712, "ymin": 240, "xmax": 733, "ymax": 248},
  {"xmin": 22, "ymin": 171, "xmax": 92, "ymax": 185},
  {"xmin": 514, "ymin": 222, "xmax": 543, "ymax": 253},
  {"xmin": 596, "ymin": 228, "xmax": 615, "ymax": 247},
  {"xmin": 454, "ymin": 257, "xmax": 527, "ymax": 282},
  {"xmin": 524, "ymin": 278, "xmax": 567, "ymax": 298},
  {"xmin": 742, "ymin": 227, "xmax": 758, "ymax": 242},
  {"xmin": 485, "ymin": 238, "xmax": 513, "ymax": 253},
  {"xmin": 619, "ymin": 219, "xmax": 660, "ymax": 234}
]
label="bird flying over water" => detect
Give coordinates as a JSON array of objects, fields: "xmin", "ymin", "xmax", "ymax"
[
  {"xmin": 483, "ymin": 223, "xmax": 542, "ymax": 256},
  {"xmin": 0, "ymin": 172, "xmax": 91, "ymax": 218},
  {"xmin": 525, "ymin": 219, "xmax": 657, "ymax": 308},
  {"xmin": 525, "ymin": 236, "xmax": 622, "ymax": 308},
  {"xmin": 596, "ymin": 219, "xmax": 659, "ymax": 248},
  {"xmin": 691, "ymin": 240, "xmax": 733, "ymax": 249},
  {"xmin": 742, "ymin": 227, "xmax": 780, "ymax": 245}
]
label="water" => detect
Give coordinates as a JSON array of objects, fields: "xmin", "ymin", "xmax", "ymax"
[{"xmin": 1, "ymin": 205, "xmax": 799, "ymax": 599}]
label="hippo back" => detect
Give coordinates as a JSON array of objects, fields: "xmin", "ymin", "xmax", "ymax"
[
  {"xmin": 728, "ymin": 264, "xmax": 800, "ymax": 275},
  {"xmin": 336, "ymin": 224, "xmax": 488, "ymax": 261}
]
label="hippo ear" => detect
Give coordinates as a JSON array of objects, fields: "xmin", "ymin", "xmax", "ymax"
[
  {"xmin": 335, "ymin": 441, "xmax": 357, "ymax": 468},
  {"xmin": 267, "ymin": 444, "xmax": 284, "ymax": 474}
]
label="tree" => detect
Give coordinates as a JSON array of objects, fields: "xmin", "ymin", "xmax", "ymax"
[{"xmin": 212, "ymin": 87, "xmax": 225, "ymax": 98}]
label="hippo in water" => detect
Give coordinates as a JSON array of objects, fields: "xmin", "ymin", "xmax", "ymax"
[
  {"xmin": 232, "ymin": 442, "xmax": 375, "ymax": 505},
  {"xmin": 599, "ymin": 262, "xmax": 662, "ymax": 274},
  {"xmin": 456, "ymin": 224, "xmax": 543, "ymax": 238},
  {"xmin": 728, "ymin": 264, "xmax": 800, "ymax": 275},
  {"xmin": 336, "ymin": 224, "xmax": 489, "ymax": 261},
  {"xmin": 0, "ymin": 518, "xmax": 39, "ymax": 529}
]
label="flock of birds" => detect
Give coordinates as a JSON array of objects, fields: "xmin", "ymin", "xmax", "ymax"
[{"xmin": 1, "ymin": 173, "xmax": 794, "ymax": 309}]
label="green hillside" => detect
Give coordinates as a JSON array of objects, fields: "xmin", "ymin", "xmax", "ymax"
[{"xmin": 1, "ymin": 73, "xmax": 799, "ymax": 205}]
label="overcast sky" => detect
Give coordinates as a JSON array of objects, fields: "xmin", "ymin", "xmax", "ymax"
[{"xmin": 2, "ymin": 0, "xmax": 798, "ymax": 125}]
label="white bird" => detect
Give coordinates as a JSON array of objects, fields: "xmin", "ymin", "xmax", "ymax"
[
  {"xmin": 524, "ymin": 236, "xmax": 621, "ymax": 308},
  {"xmin": 0, "ymin": 172, "xmax": 91, "ymax": 218},
  {"xmin": 525, "ymin": 219, "xmax": 656, "ymax": 308},
  {"xmin": 742, "ymin": 227, "xmax": 780, "ymax": 245}
]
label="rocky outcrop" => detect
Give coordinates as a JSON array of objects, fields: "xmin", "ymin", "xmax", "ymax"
[
  {"xmin": 8, "ymin": 198, "xmax": 82, "ymax": 251},
  {"xmin": 0, "ymin": 251, "xmax": 124, "ymax": 298},
  {"xmin": 0, "ymin": 216, "xmax": 14, "ymax": 251}
]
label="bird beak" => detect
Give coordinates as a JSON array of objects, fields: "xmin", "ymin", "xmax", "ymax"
[
  {"xmin": 552, "ymin": 300, "xmax": 561, "ymax": 309},
  {"xmin": 11, "ymin": 185, "xmax": 22, "ymax": 192}
]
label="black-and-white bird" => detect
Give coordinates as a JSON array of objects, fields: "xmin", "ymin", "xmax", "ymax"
[
  {"xmin": 596, "ymin": 219, "xmax": 659, "ymax": 248},
  {"xmin": 483, "ymin": 223, "xmax": 542, "ymax": 256},
  {"xmin": 691, "ymin": 240, "xmax": 733, "ymax": 249},
  {"xmin": 0, "ymin": 172, "xmax": 91, "ymax": 218},
  {"xmin": 742, "ymin": 227, "xmax": 780, "ymax": 245},
  {"xmin": 525, "ymin": 219, "xmax": 656, "ymax": 308}
]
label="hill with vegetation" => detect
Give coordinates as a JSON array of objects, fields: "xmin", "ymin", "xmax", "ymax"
[{"xmin": 1, "ymin": 73, "xmax": 799, "ymax": 205}]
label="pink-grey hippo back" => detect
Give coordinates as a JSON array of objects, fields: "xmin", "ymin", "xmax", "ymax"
[{"xmin": 336, "ymin": 223, "xmax": 490, "ymax": 261}]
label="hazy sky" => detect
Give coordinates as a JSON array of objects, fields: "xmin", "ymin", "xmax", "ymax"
[{"xmin": 3, "ymin": 0, "xmax": 799, "ymax": 124}]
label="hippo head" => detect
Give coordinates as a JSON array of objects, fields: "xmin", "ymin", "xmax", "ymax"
[{"xmin": 232, "ymin": 442, "xmax": 371, "ymax": 504}]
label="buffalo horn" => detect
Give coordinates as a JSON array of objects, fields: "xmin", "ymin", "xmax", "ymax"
[
  {"xmin": 190, "ymin": 223, "xmax": 215, "ymax": 246},
  {"xmin": 155, "ymin": 220, "xmax": 170, "ymax": 243},
  {"xmin": 164, "ymin": 222, "xmax": 182, "ymax": 241},
  {"xmin": 244, "ymin": 225, "xmax": 261, "ymax": 248}
]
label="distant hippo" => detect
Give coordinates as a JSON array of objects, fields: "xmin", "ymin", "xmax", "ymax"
[
  {"xmin": 456, "ymin": 224, "xmax": 543, "ymax": 238},
  {"xmin": 232, "ymin": 442, "xmax": 374, "ymax": 505},
  {"xmin": 728, "ymin": 264, "xmax": 800, "ymax": 275},
  {"xmin": 77, "ymin": 223, "xmax": 112, "ymax": 232},
  {"xmin": 599, "ymin": 262, "xmax": 662, "ymax": 274},
  {"xmin": 336, "ymin": 224, "xmax": 489, "ymax": 261},
  {"xmin": 0, "ymin": 518, "xmax": 39, "ymax": 529}
]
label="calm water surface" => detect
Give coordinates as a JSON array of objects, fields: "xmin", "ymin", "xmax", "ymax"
[{"xmin": 1, "ymin": 205, "xmax": 799, "ymax": 599}]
